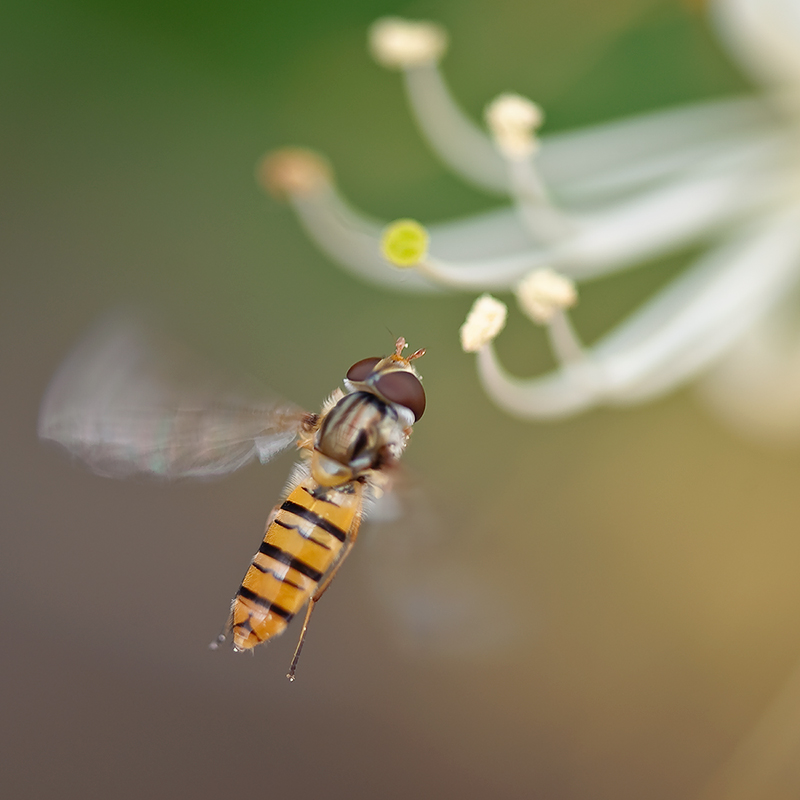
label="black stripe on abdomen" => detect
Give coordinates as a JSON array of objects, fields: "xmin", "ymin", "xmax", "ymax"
[
  {"xmin": 273, "ymin": 517, "xmax": 333, "ymax": 551},
  {"xmin": 238, "ymin": 585, "xmax": 293, "ymax": 620},
  {"xmin": 281, "ymin": 500, "xmax": 348, "ymax": 543},
  {"xmin": 249, "ymin": 558, "xmax": 304, "ymax": 589},
  {"xmin": 258, "ymin": 540, "xmax": 324, "ymax": 582}
]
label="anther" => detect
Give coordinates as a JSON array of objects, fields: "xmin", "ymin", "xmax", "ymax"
[
  {"xmin": 369, "ymin": 17, "xmax": 449, "ymax": 70},
  {"xmin": 460, "ymin": 294, "xmax": 508, "ymax": 352},
  {"xmin": 485, "ymin": 93, "xmax": 544, "ymax": 160},
  {"xmin": 257, "ymin": 148, "xmax": 332, "ymax": 199},
  {"xmin": 516, "ymin": 268, "xmax": 577, "ymax": 324}
]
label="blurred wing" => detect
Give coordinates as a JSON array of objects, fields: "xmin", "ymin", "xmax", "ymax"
[
  {"xmin": 363, "ymin": 473, "xmax": 522, "ymax": 661},
  {"xmin": 38, "ymin": 315, "xmax": 310, "ymax": 479}
]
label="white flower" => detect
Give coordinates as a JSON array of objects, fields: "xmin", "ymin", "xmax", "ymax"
[{"xmin": 263, "ymin": 2, "xmax": 800, "ymax": 443}]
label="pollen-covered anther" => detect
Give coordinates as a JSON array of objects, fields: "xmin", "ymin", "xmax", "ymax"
[
  {"xmin": 516, "ymin": 268, "xmax": 577, "ymax": 324},
  {"xmin": 460, "ymin": 294, "xmax": 508, "ymax": 353},
  {"xmin": 256, "ymin": 148, "xmax": 332, "ymax": 199},
  {"xmin": 369, "ymin": 17, "xmax": 448, "ymax": 70},
  {"xmin": 380, "ymin": 219, "xmax": 430, "ymax": 267},
  {"xmin": 485, "ymin": 93, "xmax": 544, "ymax": 159}
]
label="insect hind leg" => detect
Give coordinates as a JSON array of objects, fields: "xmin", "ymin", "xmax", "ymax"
[
  {"xmin": 286, "ymin": 484, "xmax": 364, "ymax": 681},
  {"xmin": 286, "ymin": 598, "xmax": 318, "ymax": 681}
]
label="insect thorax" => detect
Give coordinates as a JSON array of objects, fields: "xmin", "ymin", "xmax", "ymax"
[{"xmin": 311, "ymin": 391, "xmax": 407, "ymax": 486}]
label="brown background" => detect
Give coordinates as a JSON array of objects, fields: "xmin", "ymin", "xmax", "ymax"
[{"xmin": 4, "ymin": 1, "xmax": 800, "ymax": 798}]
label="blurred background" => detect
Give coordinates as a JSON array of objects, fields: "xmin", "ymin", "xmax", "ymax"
[{"xmin": 4, "ymin": 0, "xmax": 800, "ymax": 798}]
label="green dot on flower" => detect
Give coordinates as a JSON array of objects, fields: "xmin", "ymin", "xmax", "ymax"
[{"xmin": 381, "ymin": 219, "xmax": 429, "ymax": 267}]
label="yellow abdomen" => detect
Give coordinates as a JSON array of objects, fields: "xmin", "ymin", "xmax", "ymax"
[{"xmin": 231, "ymin": 479, "xmax": 360, "ymax": 650}]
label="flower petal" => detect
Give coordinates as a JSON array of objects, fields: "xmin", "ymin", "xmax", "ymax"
[
  {"xmin": 712, "ymin": 0, "xmax": 800, "ymax": 93},
  {"xmin": 698, "ymin": 302, "xmax": 800, "ymax": 445}
]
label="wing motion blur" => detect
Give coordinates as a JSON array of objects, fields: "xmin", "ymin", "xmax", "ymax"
[
  {"xmin": 38, "ymin": 315, "xmax": 311, "ymax": 479},
  {"xmin": 364, "ymin": 478, "xmax": 523, "ymax": 661}
]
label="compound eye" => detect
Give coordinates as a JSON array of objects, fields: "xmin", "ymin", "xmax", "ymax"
[
  {"xmin": 346, "ymin": 357, "xmax": 381, "ymax": 382},
  {"xmin": 376, "ymin": 371, "xmax": 426, "ymax": 421}
]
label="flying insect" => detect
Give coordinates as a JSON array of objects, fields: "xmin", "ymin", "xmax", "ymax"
[{"xmin": 38, "ymin": 318, "xmax": 425, "ymax": 679}]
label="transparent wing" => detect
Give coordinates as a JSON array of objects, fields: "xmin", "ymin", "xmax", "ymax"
[
  {"xmin": 38, "ymin": 314, "xmax": 310, "ymax": 479},
  {"xmin": 363, "ymin": 471, "xmax": 522, "ymax": 661}
]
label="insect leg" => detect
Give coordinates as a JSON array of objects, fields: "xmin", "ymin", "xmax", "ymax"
[
  {"xmin": 311, "ymin": 509, "xmax": 362, "ymax": 602},
  {"xmin": 208, "ymin": 603, "xmax": 234, "ymax": 650},
  {"xmin": 286, "ymin": 485, "xmax": 364, "ymax": 681},
  {"xmin": 285, "ymin": 599, "xmax": 317, "ymax": 681}
]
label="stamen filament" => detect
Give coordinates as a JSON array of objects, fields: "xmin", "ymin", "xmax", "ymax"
[
  {"xmin": 505, "ymin": 156, "xmax": 575, "ymax": 242},
  {"xmin": 268, "ymin": 137, "xmax": 788, "ymax": 297},
  {"xmin": 285, "ymin": 186, "xmax": 441, "ymax": 293},
  {"xmin": 394, "ymin": 39, "xmax": 774, "ymax": 197},
  {"xmin": 546, "ymin": 310, "xmax": 585, "ymax": 366}
]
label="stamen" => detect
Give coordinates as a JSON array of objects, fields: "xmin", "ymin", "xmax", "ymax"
[
  {"xmin": 517, "ymin": 269, "xmax": 583, "ymax": 365},
  {"xmin": 485, "ymin": 93, "xmax": 574, "ymax": 242},
  {"xmin": 380, "ymin": 217, "xmax": 552, "ymax": 289},
  {"xmin": 259, "ymin": 138, "xmax": 787, "ymax": 296},
  {"xmin": 485, "ymin": 93, "xmax": 544, "ymax": 160},
  {"xmin": 460, "ymin": 295, "xmax": 508, "ymax": 353},
  {"xmin": 257, "ymin": 156, "xmax": 441, "ymax": 293},
  {"xmin": 469, "ymin": 208, "xmax": 800, "ymax": 418},
  {"xmin": 516, "ymin": 268, "xmax": 577, "ymax": 324},
  {"xmin": 369, "ymin": 11, "xmax": 774, "ymax": 201},
  {"xmin": 546, "ymin": 310, "xmax": 585, "ymax": 366},
  {"xmin": 368, "ymin": 17, "xmax": 448, "ymax": 70}
]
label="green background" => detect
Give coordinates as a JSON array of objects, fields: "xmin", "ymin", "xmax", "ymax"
[{"xmin": 4, "ymin": 1, "xmax": 799, "ymax": 798}]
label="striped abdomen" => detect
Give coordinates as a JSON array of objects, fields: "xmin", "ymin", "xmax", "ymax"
[{"xmin": 231, "ymin": 478, "xmax": 361, "ymax": 650}]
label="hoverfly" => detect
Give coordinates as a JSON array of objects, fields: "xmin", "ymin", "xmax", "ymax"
[{"xmin": 38, "ymin": 317, "xmax": 425, "ymax": 679}]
